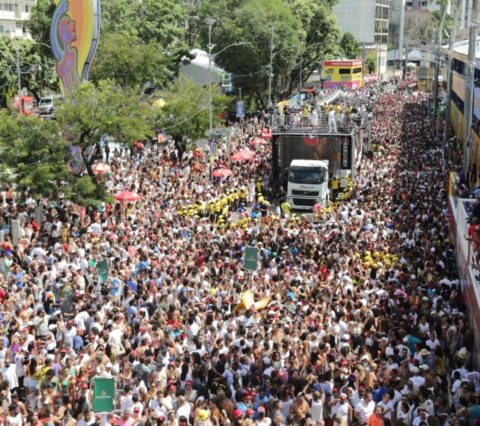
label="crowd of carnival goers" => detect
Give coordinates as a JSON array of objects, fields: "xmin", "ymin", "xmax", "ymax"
[{"xmin": 0, "ymin": 83, "xmax": 479, "ymax": 426}]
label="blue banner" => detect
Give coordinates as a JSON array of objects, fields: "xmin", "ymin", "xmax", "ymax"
[{"xmin": 236, "ymin": 101, "xmax": 245, "ymax": 118}]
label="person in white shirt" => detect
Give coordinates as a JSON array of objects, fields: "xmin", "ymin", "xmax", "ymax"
[
  {"xmin": 376, "ymin": 393, "xmax": 394, "ymax": 422},
  {"xmin": 309, "ymin": 390, "xmax": 325, "ymax": 423},
  {"xmin": 355, "ymin": 392, "xmax": 375, "ymax": 424},
  {"xmin": 328, "ymin": 109, "xmax": 337, "ymax": 133},
  {"xmin": 120, "ymin": 386, "xmax": 134, "ymax": 414},
  {"xmin": 412, "ymin": 406, "xmax": 430, "ymax": 426},
  {"xmin": 1, "ymin": 358, "xmax": 19, "ymax": 390},
  {"xmin": 176, "ymin": 396, "xmax": 191, "ymax": 419},
  {"xmin": 77, "ymin": 410, "xmax": 96, "ymax": 426}
]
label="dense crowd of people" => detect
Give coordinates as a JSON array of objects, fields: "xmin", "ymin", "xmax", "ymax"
[{"xmin": 0, "ymin": 83, "xmax": 479, "ymax": 426}]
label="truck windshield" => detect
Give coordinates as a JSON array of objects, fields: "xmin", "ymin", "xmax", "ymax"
[{"xmin": 288, "ymin": 167, "xmax": 325, "ymax": 184}]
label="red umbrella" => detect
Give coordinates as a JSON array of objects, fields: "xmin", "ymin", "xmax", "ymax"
[
  {"xmin": 116, "ymin": 191, "xmax": 141, "ymax": 202},
  {"xmin": 231, "ymin": 148, "xmax": 255, "ymax": 162},
  {"xmin": 261, "ymin": 130, "xmax": 272, "ymax": 140},
  {"xmin": 92, "ymin": 163, "xmax": 111, "ymax": 174},
  {"xmin": 250, "ymin": 137, "xmax": 268, "ymax": 146},
  {"xmin": 212, "ymin": 168, "xmax": 233, "ymax": 177}
]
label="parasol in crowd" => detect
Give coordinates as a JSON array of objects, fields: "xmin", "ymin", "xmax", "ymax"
[
  {"xmin": 231, "ymin": 148, "xmax": 255, "ymax": 162},
  {"xmin": 92, "ymin": 163, "xmax": 111, "ymax": 174},
  {"xmin": 212, "ymin": 168, "xmax": 233, "ymax": 177},
  {"xmin": 115, "ymin": 191, "xmax": 141, "ymax": 202}
]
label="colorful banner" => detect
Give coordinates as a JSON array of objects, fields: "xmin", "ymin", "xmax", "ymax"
[{"xmin": 50, "ymin": 0, "xmax": 101, "ymax": 94}]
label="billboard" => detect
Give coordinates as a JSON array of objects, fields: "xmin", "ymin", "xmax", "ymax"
[
  {"xmin": 277, "ymin": 134, "xmax": 352, "ymax": 175},
  {"xmin": 50, "ymin": 0, "xmax": 101, "ymax": 94}
]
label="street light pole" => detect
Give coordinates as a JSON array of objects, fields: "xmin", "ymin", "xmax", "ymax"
[
  {"xmin": 443, "ymin": 5, "xmax": 459, "ymax": 172},
  {"xmin": 206, "ymin": 18, "xmax": 215, "ymax": 180},
  {"xmin": 207, "ymin": 18, "xmax": 215, "ymax": 142},
  {"xmin": 299, "ymin": 51, "xmax": 303, "ymax": 107},
  {"xmin": 268, "ymin": 26, "xmax": 275, "ymax": 107},
  {"xmin": 463, "ymin": 24, "xmax": 477, "ymax": 172},
  {"xmin": 15, "ymin": 46, "xmax": 21, "ymax": 99}
]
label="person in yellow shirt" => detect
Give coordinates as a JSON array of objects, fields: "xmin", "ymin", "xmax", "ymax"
[
  {"xmin": 280, "ymin": 200, "xmax": 291, "ymax": 217},
  {"xmin": 331, "ymin": 177, "xmax": 340, "ymax": 201}
]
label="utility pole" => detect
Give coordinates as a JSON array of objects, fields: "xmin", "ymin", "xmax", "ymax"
[
  {"xmin": 403, "ymin": 42, "xmax": 408, "ymax": 80},
  {"xmin": 463, "ymin": 24, "xmax": 476, "ymax": 171},
  {"xmin": 206, "ymin": 18, "xmax": 215, "ymax": 141},
  {"xmin": 15, "ymin": 46, "xmax": 21, "ymax": 101},
  {"xmin": 433, "ymin": 2, "xmax": 449, "ymax": 140},
  {"xmin": 443, "ymin": 6, "xmax": 459, "ymax": 172},
  {"xmin": 268, "ymin": 26, "xmax": 275, "ymax": 107},
  {"xmin": 206, "ymin": 17, "xmax": 215, "ymax": 181},
  {"xmin": 299, "ymin": 51, "xmax": 303, "ymax": 107},
  {"xmin": 398, "ymin": 0, "xmax": 406, "ymax": 72}
]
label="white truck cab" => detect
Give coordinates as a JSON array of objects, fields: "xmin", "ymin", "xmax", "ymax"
[{"xmin": 287, "ymin": 159, "xmax": 330, "ymax": 210}]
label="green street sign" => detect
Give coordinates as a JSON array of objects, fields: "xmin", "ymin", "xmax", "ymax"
[
  {"xmin": 93, "ymin": 377, "xmax": 116, "ymax": 413},
  {"xmin": 244, "ymin": 246, "xmax": 259, "ymax": 271},
  {"xmin": 97, "ymin": 258, "xmax": 109, "ymax": 284}
]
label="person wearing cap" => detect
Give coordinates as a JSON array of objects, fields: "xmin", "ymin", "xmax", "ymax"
[{"xmin": 330, "ymin": 392, "xmax": 352, "ymax": 424}]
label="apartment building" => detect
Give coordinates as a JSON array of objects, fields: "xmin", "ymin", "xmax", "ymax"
[
  {"xmin": 333, "ymin": 0, "xmax": 390, "ymax": 77},
  {"xmin": 0, "ymin": 0, "xmax": 36, "ymax": 38}
]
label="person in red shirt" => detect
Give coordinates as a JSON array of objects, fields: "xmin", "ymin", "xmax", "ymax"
[{"xmin": 368, "ymin": 406, "xmax": 384, "ymax": 426}]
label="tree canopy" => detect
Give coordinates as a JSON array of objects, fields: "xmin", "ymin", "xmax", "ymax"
[
  {"xmin": 0, "ymin": 80, "xmax": 153, "ymax": 206},
  {"xmin": 0, "ymin": 37, "xmax": 58, "ymax": 106},
  {"xmin": 340, "ymin": 32, "xmax": 361, "ymax": 59},
  {"xmin": 152, "ymin": 77, "xmax": 228, "ymax": 142},
  {"xmin": 196, "ymin": 0, "xmax": 341, "ymax": 107}
]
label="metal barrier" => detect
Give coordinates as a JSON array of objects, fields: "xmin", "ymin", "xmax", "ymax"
[{"xmin": 272, "ymin": 112, "xmax": 362, "ymax": 134}]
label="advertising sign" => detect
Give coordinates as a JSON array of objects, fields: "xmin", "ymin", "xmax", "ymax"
[
  {"xmin": 236, "ymin": 101, "xmax": 245, "ymax": 118},
  {"xmin": 244, "ymin": 246, "xmax": 259, "ymax": 271},
  {"xmin": 341, "ymin": 138, "xmax": 352, "ymax": 169},
  {"xmin": 93, "ymin": 377, "xmax": 116, "ymax": 413},
  {"xmin": 97, "ymin": 259, "xmax": 109, "ymax": 284}
]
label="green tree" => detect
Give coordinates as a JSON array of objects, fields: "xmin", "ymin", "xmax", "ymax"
[
  {"xmin": 25, "ymin": 0, "xmax": 56, "ymax": 56},
  {"xmin": 152, "ymin": 77, "xmax": 228, "ymax": 142},
  {"xmin": 0, "ymin": 113, "xmax": 98, "ymax": 205},
  {"xmin": 89, "ymin": 33, "xmax": 173, "ymax": 89},
  {"xmin": 365, "ymin": 57, "xmax": 376, "ymax": 74},
  {"xmin": 198, "ymin": 0, "xmax": 302, "ymax": 107},
  {"xmin": 55, "ymin": 80, "xmax": 153, "ymax": 201},
  {"xmin": 0, "ymin": 37, "xmax": 57, "ymax": 105},
  {"xmin": 196, "ymin": 0, "xmax": 341, "ymax": 104},
  {"xmin": 340, "ymin": 32, "xmax": 361, "ymax": 59},
  {"xmin": 287, "ymin": 0, "xmax": 342, "ymax": 94}
]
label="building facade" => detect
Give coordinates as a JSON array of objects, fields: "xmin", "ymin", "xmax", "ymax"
[
  {"xmin": 333, "ymin": 0, "xmax": 389, "ymax": 78},
  {"xmin": 0, "ymin": 0, "xmax": 36, "ymax": 38}
]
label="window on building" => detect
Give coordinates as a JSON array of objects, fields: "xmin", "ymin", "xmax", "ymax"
[
  {"xmin": 0, "ymin": 3, "xmax": 14, "ymax": 11},
  {"xmin": 339, "ymin": 68, "xmax": 351, "ymax": 75},
  {"xmin": 352, "ymin": 67, "xmax": 362, "ymax": 74}
]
